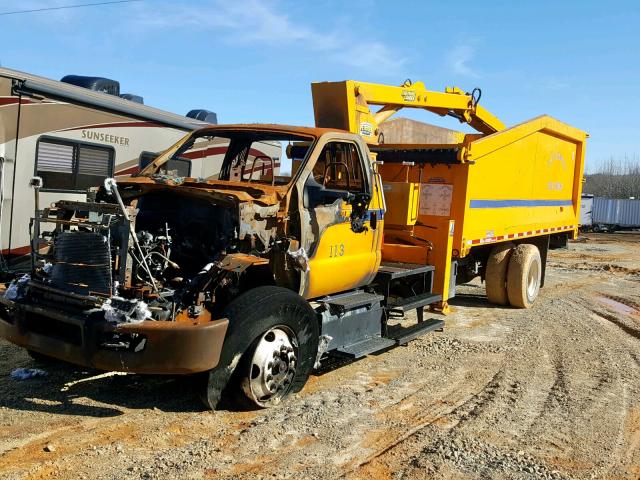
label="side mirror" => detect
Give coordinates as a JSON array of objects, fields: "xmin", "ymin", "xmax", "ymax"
[{"xmin": 348, "ymin": 192, "xmax": 372, "ymax": 233}]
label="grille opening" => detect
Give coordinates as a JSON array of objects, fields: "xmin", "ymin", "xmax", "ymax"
[{"xmin": 23, "ymin": 312, "xmax": 82, "ymax": 346}]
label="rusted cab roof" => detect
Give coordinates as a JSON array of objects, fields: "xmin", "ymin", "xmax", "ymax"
[
  {"xmin": 118, "ymin": 124, "xmax": 340, "ymax": 205},
  {"xmin": 121, "ymin": 123, "xmax": 347, "ymax": 205},
  {"xmin": 118, "ymin": 176, "xmax": 287, "ymax": 205},
  {"xmin": 189, "ymin": 123, "xmax": 345, "ymax": 137}
]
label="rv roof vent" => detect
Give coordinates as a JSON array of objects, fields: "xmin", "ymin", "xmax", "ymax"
[
  {"xmin": 186, "ymin": 109, "xmax": 218, "ymax": 124},
  {"xmin": 61, "ymin": 75, "xmax": 120, "ymax": 96},
  {"xmin": 120, "ymin": 93, "xmax": 144, "ymax": 104}
]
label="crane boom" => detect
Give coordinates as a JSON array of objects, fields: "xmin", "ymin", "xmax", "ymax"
[{"xmin": 312, "ymin": 79, "xmax": 505, "ymax": 144}]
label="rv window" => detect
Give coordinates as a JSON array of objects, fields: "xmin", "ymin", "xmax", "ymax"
[
  {"xmin": 36, "ymin": 142, "xmax": 75, "ymax": 190},
  {"xmin": 77, "ymin": 145, "xmax": 112, "ymax": 189},
  {"xmin": 36, "ymin": 139, "xmax": 114, "ymax": 192}
]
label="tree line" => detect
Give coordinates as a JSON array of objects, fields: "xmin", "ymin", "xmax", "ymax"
[{"xmin": 583, "ymin": 157, "xmax": 640, "ymax": 199}]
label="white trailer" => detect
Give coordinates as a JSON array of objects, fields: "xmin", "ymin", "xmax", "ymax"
[{"xmin": 0, "ymin": 67, "xmax": 217, "ymax": 270}]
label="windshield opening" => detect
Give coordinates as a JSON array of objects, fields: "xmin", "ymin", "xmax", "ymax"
[{"xmin": 148, "ymin": 130, "xmax": 315, "ymax": 186}]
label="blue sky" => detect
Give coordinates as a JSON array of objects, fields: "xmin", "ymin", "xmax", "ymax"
[{"xmin": 1, "ymin": 0, "xmax": 638, "ymax": 170}]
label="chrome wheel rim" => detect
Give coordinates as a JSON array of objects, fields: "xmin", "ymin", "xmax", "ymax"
[
  {"xmin": 242, "ymin": 326, "xmax": 298, "ymax": 407},
  {"xmin": 527, "ymin": 259, "xmax": 540, "ymax": 300}
]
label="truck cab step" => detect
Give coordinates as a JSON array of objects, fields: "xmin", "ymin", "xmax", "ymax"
[
  {"xmin": 333, "ymin": 337, "xmax": 396, "ymax": 359},
  {"xmin": 318, "ymin": 290, "xmax": 383, "ymax": 312},
  {"xmin": 376, "ymin": 262, "xmax": 435, "ymax": 281},
  {"xmin": 387, "ymin": 292, "xmax": 442, "ymax": 312},
  {"xmin": 332, "ymin": 318, "xmax": 444, "ymax": 358},
  {"xmin": 387, "ymin": 318, "xmax": 444, "ymax": 345}
]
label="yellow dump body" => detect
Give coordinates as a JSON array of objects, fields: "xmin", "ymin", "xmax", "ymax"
[
  {"xmin": 377, "ymin": 115, "xmax": 587, "ymax": 301},
  {"xmin": 311, "ymin": 80, "xmax": 587, "ymax": 308}
]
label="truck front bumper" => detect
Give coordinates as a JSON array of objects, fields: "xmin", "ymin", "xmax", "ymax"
[{"xmin": 0, "ymin": 298, "xmax": 228, "ymax": 374}]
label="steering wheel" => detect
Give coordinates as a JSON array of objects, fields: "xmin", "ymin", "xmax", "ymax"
[{"xmin": 322, "ymin": 160, "xmax": 351, "ymax": 190}]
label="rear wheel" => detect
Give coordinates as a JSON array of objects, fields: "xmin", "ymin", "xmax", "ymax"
[
  {"xmin": 485, "ymin": 242, "xmax": 514, "ymax": 305},
  {"xmin": 199, "ymin": 286, "xmax": 319, "ymax": 410},
  {"xmin": 506, "ymin": 244, "xmax": 541, "ymax": 309}
]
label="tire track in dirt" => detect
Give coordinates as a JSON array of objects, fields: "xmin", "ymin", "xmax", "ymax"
[
  {"xmin": 343, "ymin": 268, "xmax": 640, "ymax": 480},
  {"xmin": 343, "ymin": 295, "xmax": 557, "ymax": 478},
  {"xmin": 595, "ymin": 310, "xmax": 640, "ymax": 340},
  {"xmin": 568, "ymin": 294, "xmax": 640, "ymax": 478},
  {"xmin": 341, "ymin": 365, "xmax": 508, "ymax": 479},
  {"xmin": 520, "ymin": 292, "xmax": 634, "ymax": 479}
]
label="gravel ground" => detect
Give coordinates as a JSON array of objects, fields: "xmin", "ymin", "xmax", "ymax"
[{"xmin": 0, "ymin": 232, "xmax": 639, "ymax": 479}]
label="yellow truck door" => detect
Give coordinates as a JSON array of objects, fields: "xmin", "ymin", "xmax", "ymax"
[{"xmin": 296, "ymin": 134, "xmax": 382, "ymax": 299}]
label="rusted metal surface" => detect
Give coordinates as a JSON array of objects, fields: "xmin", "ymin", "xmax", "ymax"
[
  {"xmin": 140, "ymin": 123, "xmax": 333, "ymax": 177},
  {"xmin": 0, "ymin": 296, "xmax": 228, "ymax": 374},
  {"xmin": 117, "ymin": 177, "xmax": 285, "ymax": 205},
  {"xmin": 218, "ymin": 253, "xmax": 269, "ymax": 274},
  {"xmin": 195, "ymin": 123, "xmax": 342, "ymax": 136},
  {"xmin": 174, "ymin": 306, "xmax": 212, "ymax": 324},
  {"xmin": 238, "ymin": 202, "xmax": 281, "ymax": 248}
]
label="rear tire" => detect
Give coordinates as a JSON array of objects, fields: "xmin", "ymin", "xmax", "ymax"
[
  {"xmin": 506, "ymin": 244, "xmax": 541, "ymax": 309},
  {"xmin": 199, "ymin": 286, "xmax": 319, "ymax": 410},
  {"xmin": 485, "ymin": 242, "xmax": 514, "ymax": 305}
]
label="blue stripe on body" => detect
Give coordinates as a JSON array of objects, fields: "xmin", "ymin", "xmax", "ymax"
[{"xmin": 469, "ymin": 199, "xmax": 573, "ymax": 208}]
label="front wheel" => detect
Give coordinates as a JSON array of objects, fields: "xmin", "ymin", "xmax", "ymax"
[
  {"xmin": 241, "ymin": 326, "xmax": 299, "ymax": 407},
  {"xmin": 199, "ymin": 286, "xmax": 319, "ymax": 410}
]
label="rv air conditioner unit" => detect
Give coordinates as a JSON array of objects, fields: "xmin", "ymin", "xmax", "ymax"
[
  {"xmin": 61, "ymin": 75, "xmax": 120, "ymax": 96},
  {"xmin": 186, "ymin": 109, "xmax": 218, "ymax": 124},
  {"xmin": 120, "ymin": 93, "xmax": 144, "ymax": 104}
]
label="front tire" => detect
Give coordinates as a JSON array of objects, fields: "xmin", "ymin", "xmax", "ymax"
[
  {"xmin": 200, "ymin": 286, "xmax": 319, "ymax": 410},
  {"xmin": 506, "ymin": 244, "xmax": 541, "ymax": 309}
]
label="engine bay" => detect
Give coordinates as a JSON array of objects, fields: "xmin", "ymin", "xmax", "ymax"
[{"xmin": 25, "ymin": 181, "xmax": 282, "ymax": 325}]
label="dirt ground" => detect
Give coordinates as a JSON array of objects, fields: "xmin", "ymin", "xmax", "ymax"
[{"xmin": 0, "ymin": 233, "xmax": 639, "ymax": 480}]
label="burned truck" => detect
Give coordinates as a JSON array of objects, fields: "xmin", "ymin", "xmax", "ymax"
[
  {"xmin": 0, "ymin": 125, "xmax": 393, "ymax": 409},
  {"xmin": 0, "ymin": 79, "xmax": 586, "ymax": 409}
]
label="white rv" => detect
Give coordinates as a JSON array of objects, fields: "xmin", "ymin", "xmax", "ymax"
[{"xmin": 0, "ymin": 69, "xmax": 221, "ymax": 274}]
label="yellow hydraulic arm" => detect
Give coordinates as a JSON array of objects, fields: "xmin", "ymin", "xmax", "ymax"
[{"xmin": 312, "ymin": 80, "xmax": 505, "ymax": 144}]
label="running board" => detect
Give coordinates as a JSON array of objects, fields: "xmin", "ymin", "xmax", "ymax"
[
  {"xmin": 334, "ymin": 337, "xmax": 396, "ymax": 359},
  {"xmin": 387, "ymin": 293, "xmax": 442, "ymax": 312},
  {"xmin": 333, "ymin": 318, "xmax": 444, "ymax": 358},
  {"xmin": 387, "ymin": 318, "xmax": 444, "ymax": 345}
]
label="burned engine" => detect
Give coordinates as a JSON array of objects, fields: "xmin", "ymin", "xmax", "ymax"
[
  {"xmin": 27, "ymin": 182, "xmax": 274, "ymax": 325},
  {"xmin": 133, "ymin": 192, "xmax": 236, "ymax": 285}
]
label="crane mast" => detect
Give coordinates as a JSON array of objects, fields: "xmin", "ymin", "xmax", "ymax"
[{"xmin": 312, "ymin": 79, "xmax": 505, "ymax": 144}]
